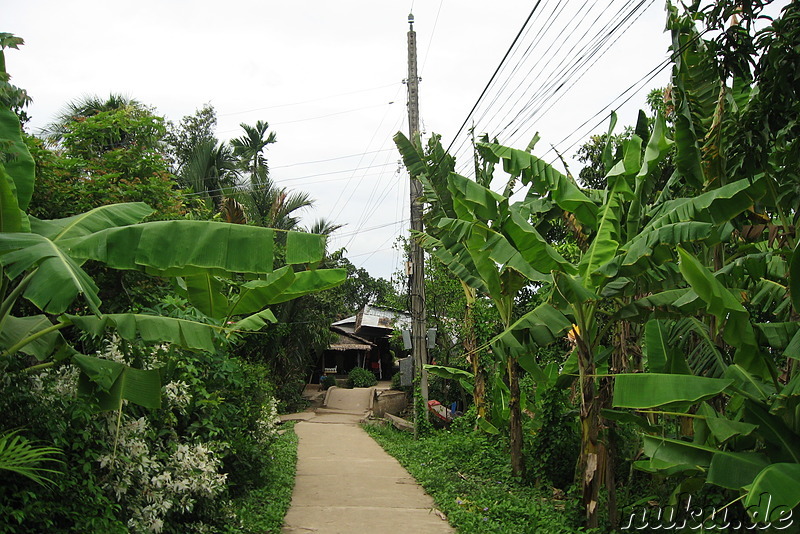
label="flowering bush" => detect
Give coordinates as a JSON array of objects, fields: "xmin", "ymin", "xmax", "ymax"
[
  {"xmin": 97, "ymin": 413, "xmax": 228, "ymax": 533},
  {"xmin": 1, "ymin": 333, "xmax": 282, "ymax": 533}
]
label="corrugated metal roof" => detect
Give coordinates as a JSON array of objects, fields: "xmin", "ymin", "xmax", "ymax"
[{"xmin": 355, "ymin": 304, "xmax": 410, "ymax": 331}]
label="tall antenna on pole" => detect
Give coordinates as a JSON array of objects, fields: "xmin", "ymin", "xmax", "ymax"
[{"xmin": 406, "ymin": 12, "xmax": 429, "ymax": 425}]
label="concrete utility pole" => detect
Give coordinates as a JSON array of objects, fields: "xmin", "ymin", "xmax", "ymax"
[{"xmin": 406, "ymin": 13, "xmax": 429, "ymax": 408}]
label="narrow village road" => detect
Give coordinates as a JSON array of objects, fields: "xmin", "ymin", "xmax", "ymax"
[{"xmin": 282, "ymin": 389, "xmax": 453, "ymax": 533}]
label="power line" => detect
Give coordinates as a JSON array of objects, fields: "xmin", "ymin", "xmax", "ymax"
[
  {"xmin": 271, "ymin": 148, "xmax": 395, "ymax": 170},
  {"xmin": 444, "ymin": 0, "xmax": 545, "ymax": 155},
  {"xmin": 182, "ymin": 162, "xmax": 398, "ymax": 198},
  {"xmin": 218, "ymin": 102, "xmax": 395, "ymax": 135},
  {"xmin": 217, "ymin": 82, "xmax": 400, "ymax": 117}
]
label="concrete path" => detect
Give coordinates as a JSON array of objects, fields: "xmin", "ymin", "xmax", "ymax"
[{"xmin": 282, "ymin": 390, "xmax": 453, "ymax": 533}]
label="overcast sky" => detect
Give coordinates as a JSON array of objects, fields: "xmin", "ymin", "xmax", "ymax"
[{"xmin": 7, "ymin": 0, "xmax": 683, "ymax": 283}]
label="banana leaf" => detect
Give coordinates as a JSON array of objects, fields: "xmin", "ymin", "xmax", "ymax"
[
  {"xmin": 228, "ymin": 309, "xmax": 277, "ymax": 332},
  {"xmin": 479, "ymin": 142, "xmax": 598, "ymax": 230},
  {"xmin": 577, "ymin": 191, "xmax": 620, "ymax": 284},
  {"xmin": 743, "ymin": 400, "xmax": 800, "ymax": 463},
  {"xmin": 613, "ymin": 373, "xmax": 733, "ymax": 409},
  {"xmin": 0, "ymin": 164, "xmax": 23, "ymax": 233},
  {"xmin": 74, "ymin": 354, "xmax": 161, "ymax": 411},
  {"xmin": 185, "ymin": 273, "xmax": 229, "ymax": 319},
  {"xmin": 0, "ymin": 315, "xmax": 70, "ymax": 361},
  {"xmin": 642, "ymin": 435, "xmax": 715, "ymax": 469},
  {"xmin": 0, "ymin": 233, "xmax": 102, "ymax": 315},
  {"xmin": 29, "ymin": 203, "xmax": 154, "ymax": 242},
  {"xmin": 743, "ymin": 463, "xmax": 800, "ymax": 523},
  {"xmin": 63, "ymin": 220, "xmax": 277, "ymax": 276},
  {"xmin": 67, "ymin": 314, "xmax": 219, "ymax": 353},
  {"xmin": 0, "ymin": 108, "xmax": 34, "ymax": 210},
  {"xmin": 706, "ymin": 451, "xmax": 769, "ymax": 490}
]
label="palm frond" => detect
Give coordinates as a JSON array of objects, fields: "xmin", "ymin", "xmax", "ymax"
[{"xmin": 0, "ymin": 430, "xmax": 63, "ymax": 486}]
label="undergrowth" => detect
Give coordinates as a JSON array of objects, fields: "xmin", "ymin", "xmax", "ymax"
[
  {"xmin": 364, "ymin": 423, "xmax": 592, "ymax": 534},
  {"xmin": 229, "ymin": 421, "xmax": 299, "ymax": 533}
]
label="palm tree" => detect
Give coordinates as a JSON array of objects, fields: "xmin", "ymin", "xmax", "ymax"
[
  {"xmin": 42, "ymin": 93, "xmax": 142, "ymax": 146},
  {"xmin": 180, "ymin": 139, "xmax": 239, "ymax": 208},
  {"xmin": 306, "ymin": 218, "xmax": 344, "ymax": 236},
  {"xmin": 230, "ymin": 120, "xmax": 277, "ymax": 183},
  {"xmin": 243, "ymin": 170, "xmax": 313, "ymax": 230}
]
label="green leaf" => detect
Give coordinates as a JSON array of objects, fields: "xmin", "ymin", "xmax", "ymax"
[
  {"xmin": 724, "ymin": 364, "xmax": 774, "ymax": 402},
  {"xmin": 0, "ymin": 430, "xmax": 62, "ymax": 486},
  {"xmin": 29, "ymin": 203, "xmax": 154, "ymax": 242},
  {"xmin": 424, "ymin": 364, "xmax": 474, "ymax": 383},
  {"xmin": 601, "ymin": 408, "xmax": 660, "ymax": 433},
  {"xmin": 755, "ymin": 322, "xmax": 800, "ymax": 350},
  {"xmin": 480, "ymin": 142, "xmax": 598, "ymax": 229},
  {"xmin": 74, "ymin": 354, "xmax": 161, "ymax": 410},
  {"xmin": 393, "ymin": 131, "xmax": 427, "ymax": 178},
  {"xmin": 266, "ymin": 268, "xmax": 347, "ymax": 305},
  {"xmin": 706, "ymin": 451, "xmax": 769, "ymax": 490},
  {"xmin": 476, "ymin": 416, "xmax": 500, "ymax": 435},
  {"xmin": 67, "ymin": 314, "xmax": 218, "ymax": 353},
  {"xmin": 790, "ymin": 240, "xmax": 800, "ymax": 314},
  {"xmin": 647, "ymin": 178, "xmax": 764, "ymax": 231},
  {"xmin": 0, "ymin": 233, "xmax": 102, "ymax": 315},
  {"xmin": 743, "ymin": 400, "xmax": 800, "ymax": 463},
  {"xmin": 501, "ymin": 205, "xmax": 575, "ymax": 275},
  {"xmin": 0, "ymin": 315, "xmax": 63, "ymax": 360},
  {"xmin": 577, "ymin": 191, "xmax": 620, "ymax": 283},
  {"xmin": 0, "ymin": 164, "xmax": 22, "ymax": 233},
  {"xmin": 613, "ymin": 373, "xmax": 733, "ymax": 409},
  {"xmin": 0, "ymin": 108, "xmax": 34, "ymax": 210},
  {"xmin": 744, "ymin": 464, "xmax": 800, "ymax": 523},
  {"xmin": 493, "ymin": 302, "xmax": 573, "ymax": 357},
  {"xmin": 643, "ymin": 319, "xmax": 669, "ymax": 373},
  {"xmin": 185, "ymin": 273, "xmax": 229, "ymax": 319},
  {"xmin": 285, "ymin": 231, "xmax": 326, "ymax": 265},
  {"xmin": 228, "ymin": 309, "xmax": 277, "ymax": 332},
  {"xmin": 64, "ymin": 220, "xmax": 276, "ymax": 276},
  {"xmin": 642, "ymin": 435, "xmax": 715, "ymax": 468},
  {"xmin": 678, "ymin": 247, "xmax": 767, "ymax": 377},
  {"xmin": 447, "ymin": 172, "xmax": 504, "ymax": 221},
  {"xmin": 230, "ymin": 266, "xmax": 295, "ymax": 316},
  {"xmin": 697, "ymin": 403, "xmax": 757, "ymax": 443}
]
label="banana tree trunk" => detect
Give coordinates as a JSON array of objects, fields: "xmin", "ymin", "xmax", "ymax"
[
  {"xmin": 508, "ymin": 359, "xmax": 525, "ymax": 478},
  {"xmin": 576, "ymin": 337, "xmax": 601, "ymax": 528},
  {"xmin": 463, "ymin": 291, "xmax": 486, "ymax": 419}
]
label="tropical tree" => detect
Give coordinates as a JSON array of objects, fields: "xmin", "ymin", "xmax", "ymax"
[
  {"xmin": 607, "ymin": 1, "xmax": 800, "ymax": 524},
  {"xmin": 231, "ymin": 120, "xmax": 277, "ymax": 184},
  {"xmin": 41, "ymin": 93, "xmax": 143, "ymax": 148},
  {"xmin": 0, "ymin": 71, "xmax": 346, "ymax": 482},
  {"xmin": 179, "ymin": 138, "xmax": 239, "ymax": 209},
  {"xmin": 165, "ymin": 103, "xmax": 217, "ymax": 174}
]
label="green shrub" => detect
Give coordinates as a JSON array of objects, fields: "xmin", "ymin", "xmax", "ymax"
[
  {"xmin": 524, "ymin": 386, "xmax": 580, "ymax": 489},
  {"xmin": 347, "ymin": 367, "xmax": 377, "ymax": 388}
]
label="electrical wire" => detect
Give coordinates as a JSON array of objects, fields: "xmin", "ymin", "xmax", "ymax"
[{"xmin": 218, "ymin": 82, "xmax": 400, "ymax": 117}]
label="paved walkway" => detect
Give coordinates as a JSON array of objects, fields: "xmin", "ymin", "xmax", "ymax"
[{"xmin": 281, "ymin": 388, "xmax": 453, "ymax": 533}]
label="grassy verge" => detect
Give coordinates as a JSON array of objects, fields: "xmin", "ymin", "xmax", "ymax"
[
  {"xmin": 364, "ymin": 423, "xmax": 590, "ymax": 534},
  {"xmin": 230, "ymin": 422, "xmax": 299, "ymax": 533}
]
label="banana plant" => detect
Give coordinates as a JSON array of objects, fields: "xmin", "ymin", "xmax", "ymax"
[
  {"xmin": 398, "ymin": 100, "xmax": 766, "ymax": 526},
  {"xmin": 605, "ymin": 3, "xmax": 800, "ymax": 523},
  {"xmin": 395, "ymin": 131, "xmax": 575, "ymax": 477},
  {"xmin": 0, "ymin": 98, "xmax": 345, "ymax": 443}
]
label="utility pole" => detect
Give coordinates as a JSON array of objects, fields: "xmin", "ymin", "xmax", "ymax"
[{"xmin": 406, "ymin": 13, "xmax": 429, "ymax": 414}]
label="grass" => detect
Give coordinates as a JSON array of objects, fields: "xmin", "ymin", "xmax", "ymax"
[
  {"xmin": 230, "ymin": 422, "xmax": 299, "ymax": 533},
  {"xmin": 364, "ymin": 422, "xmax": 591, "ymax": 534}
]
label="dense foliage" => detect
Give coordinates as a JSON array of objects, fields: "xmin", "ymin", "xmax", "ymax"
[{"xmin": 393, "ymin": 1, "xmax": 800, "ymax": 530}]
